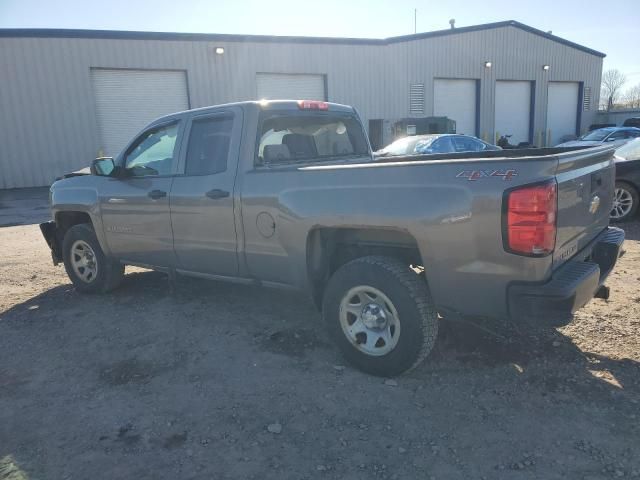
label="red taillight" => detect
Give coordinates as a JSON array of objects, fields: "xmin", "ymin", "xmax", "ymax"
[
  {"xmin": 505, "ymin": 182, "xmax": 557, "ymax": 256},
  {"xmin": 297, "ymin": 100, "xmax": 329, "ymax": 110}
]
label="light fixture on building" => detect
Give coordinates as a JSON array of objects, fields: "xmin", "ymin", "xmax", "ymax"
[
  {"xmin": 215, "ymin": 47, "xmax": 225, "ymax": 55},
  {"xmin": 543, "ymin": 64, "xmax": 550, "ymax": 71},
  {"xmin": 484, "ymin": 61, "xmax": 492, "ymax": 68}
]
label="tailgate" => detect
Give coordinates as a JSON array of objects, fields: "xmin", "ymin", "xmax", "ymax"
[{"xmin": 553, "ymin": 146, "xmax": 616, "ymax": 270}]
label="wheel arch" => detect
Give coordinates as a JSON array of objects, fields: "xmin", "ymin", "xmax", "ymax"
[
  {"xmin": 306, "ymin": 227, "xmax": 425, "ymax": 309},
  {"xmin": 53, "ymin": 209, "xmax": 111, "ymax": 258}
]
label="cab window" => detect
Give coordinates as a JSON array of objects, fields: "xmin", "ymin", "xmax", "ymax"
[
  {"xmin": 257, "ymin": 113, "xmax": 369, "ymax": 165},
  {"xmin": 124, "ymin": 122, "xmax": 179, "ymax": 177}
]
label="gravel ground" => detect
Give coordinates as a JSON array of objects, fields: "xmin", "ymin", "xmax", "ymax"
[{"xmin": 1, "ymin": 223, "xmax": 639, "ymax": 480}]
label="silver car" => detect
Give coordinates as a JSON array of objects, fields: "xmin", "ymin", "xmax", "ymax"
[{"xmin": 556, "ymin": 127, "xmax": 640, "ymax": 148}]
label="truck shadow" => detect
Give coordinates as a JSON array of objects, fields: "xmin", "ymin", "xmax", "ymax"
[
  {"xmin": 433, "ymin": 318, "xmax": 640, "ymax": 401},
  {"xmin": 2, "ymin": 268, "xmax": 638, "ymax": 401},
  {"xmin": 617, "ymin": 220, "xmax": 640, "ymax": 241}
]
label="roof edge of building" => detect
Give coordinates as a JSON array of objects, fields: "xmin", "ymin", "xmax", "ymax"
[{"xmin": 0, "ymin": 20, "xmax": 606, "ymax": 58}]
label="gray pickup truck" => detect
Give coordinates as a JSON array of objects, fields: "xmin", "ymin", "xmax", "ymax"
[{"xmin": 41, "ymin": 100, "xmax": 625, "ymax": 376}]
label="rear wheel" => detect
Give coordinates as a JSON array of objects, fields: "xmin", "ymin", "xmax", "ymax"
[
  {"xmin": 322, "ymin": 256, "xmax": 438, "ymax": 377},
  {"xmin": 62, "ymin": 224, "xmax": 124, "ymax": 293},
  {"xmin": 610, "ymin": 181, "xmax": 638, "ymax": 222}
]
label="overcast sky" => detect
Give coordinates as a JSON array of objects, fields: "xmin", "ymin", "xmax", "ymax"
[{"xmin": 1, "ymin": 0, "xmax": 638, "ymax": 87}]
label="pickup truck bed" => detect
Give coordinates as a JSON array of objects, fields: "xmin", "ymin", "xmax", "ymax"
[{"xmin": 40, "ymin": 100, "xmax": 624, "ymax": 376}]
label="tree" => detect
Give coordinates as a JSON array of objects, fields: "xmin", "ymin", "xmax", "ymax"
[
  {"xmin": 622, "ymin": 84, "xmax": 640, "ymax": 109},
  {"xmin": 601, "ymin": 69, "xmax": 627, "ymax": 111}
]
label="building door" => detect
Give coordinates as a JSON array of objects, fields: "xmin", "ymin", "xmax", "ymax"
[
  {"xmin": 495, "ymin": 81, "xmax": 532, "ymax": 145},
  {"xmin": 547, "ymin": 82, "xmax": 580, "ymax": 146},
  {"xmin": 433, "ymin": 79, "xmax": 477, "ymax": 136},
  {"xmin": 91, "ymin": 68, "xmax": 189, "ymax": 158},
  {"xmin": 256, "ymin": 73, "xmax": 326, "ymax": 101}
]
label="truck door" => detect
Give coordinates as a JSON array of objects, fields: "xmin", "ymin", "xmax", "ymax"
[
  {"xmin": 99, "ymin": 120, "xmax": 181, "ymax": 267},
  {"xmin": 169, "ymin": 109, "xmax": 241, "ymax": 276}
]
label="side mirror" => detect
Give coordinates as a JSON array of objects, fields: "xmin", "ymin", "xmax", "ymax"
[
  {"xmin": 90, "ymin": 157, "xmax": 116, "ymax": 176},
  {"xmin": 605, "ymin": 137, "xmax": 616, "ymax": 142}
]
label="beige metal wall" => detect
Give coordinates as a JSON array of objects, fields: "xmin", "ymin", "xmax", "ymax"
[{"xmin": 0, "ymin": 26, "xmax": 603, "ymax": 188}]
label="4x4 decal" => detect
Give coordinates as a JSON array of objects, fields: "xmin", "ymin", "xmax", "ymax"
[{"xmin": 456, "ymin": 169, "xmax": 518, "ymax": 181}]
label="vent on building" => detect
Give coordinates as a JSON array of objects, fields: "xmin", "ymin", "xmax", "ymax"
[
  {"xmin": 409, "ymin": 83, "xmax": 425, "ymax": 114},
  {"xmin": 583, "ymin": 86, "xmax": 592, "ymax": 111}
]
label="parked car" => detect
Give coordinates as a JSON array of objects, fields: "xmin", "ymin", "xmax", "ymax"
[
  {"xmin": 611, "ymin": 138, "xmax": 640, "ymax": 222},
  {"xmin": 622, "ymin": 117, "xmax": 640, "ymax": 129},
  {"xmin": 375, "ymin": 134, "xmax": 500, "ymax": 157},
  {"xmin": 40, "ymin": 100, "xmax": 624, "ymax": 377},
  {"xmin": 556, "ymin": 127, "xmax": 640, "ymax": 148}
]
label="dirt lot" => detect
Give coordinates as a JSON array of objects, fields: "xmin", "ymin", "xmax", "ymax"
[{"xmin": 1, "ymin": 223, "xmax": 639, "ymax": 480}]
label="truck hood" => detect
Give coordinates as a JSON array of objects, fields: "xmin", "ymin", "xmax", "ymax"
[{"xmin": 57, "ymin": 166, "xmax": 91, "ymax": 180}]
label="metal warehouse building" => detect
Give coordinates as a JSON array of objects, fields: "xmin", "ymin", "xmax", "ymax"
[{"xmin": 0, "ymin": 20, "xmax": 605, "ymax": 189}]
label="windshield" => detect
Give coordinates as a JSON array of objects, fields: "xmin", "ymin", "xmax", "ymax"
[
  {"xmin": 616, "ymin": 138, "xmax": 640, "ymax": 161},
  {"xmin": 580, "ymin": 129, "xmax": 614, "ymax": 141}
]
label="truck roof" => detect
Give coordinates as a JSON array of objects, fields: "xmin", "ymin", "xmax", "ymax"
[{"xmin": 152, "ymin": 100, "xmax": 356, "ymax": 124}]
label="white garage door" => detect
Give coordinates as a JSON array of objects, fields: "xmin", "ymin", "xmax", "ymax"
[
  {"xmin": 433, "ymin": 79, "xmax": 477, "ymax": 135},
  {"xmin": 91, "ymin": 69, "xmax": 189, "ymax": 157},
  {"xmin": 547, "ymin": 82, "xmax": 579, "ymax": 146},
  {"xmin": 256, "ymin": 73, "xmax": 325, "ymax": 101},
  {"xmin": 495, "ymin": 81, "xmax": 531, "ymax": 145}
]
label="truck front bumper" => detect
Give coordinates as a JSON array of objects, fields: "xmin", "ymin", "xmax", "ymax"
[
  {"xmin": 40, "ymin": 221, "xmax": 62, "ymax": 265},
  {"xmin": 507, "ymin": 227, "xmax": 625, "ymax": 325}
]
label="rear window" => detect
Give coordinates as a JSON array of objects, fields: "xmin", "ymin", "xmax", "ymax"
[{"xmin": 257, "ymin": 112, "xmax": 369, "ymax": 165}]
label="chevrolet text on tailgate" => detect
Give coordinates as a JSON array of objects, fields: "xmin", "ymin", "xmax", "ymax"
[{"xmin": 40, "ymin": 100, "xmax": 625, "ymax": 377}]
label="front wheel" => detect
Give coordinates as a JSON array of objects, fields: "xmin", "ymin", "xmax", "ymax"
[
  {"xmin": 62, "ymin": 223, "xmax": 124, "ymax": 293},
  {"xmin": 322, "ymin": 256, "xmax": 438, "ymax": 377},
  {"xmin": 610, "ymin": 181, "xmax": 639, "ymax": 223}
]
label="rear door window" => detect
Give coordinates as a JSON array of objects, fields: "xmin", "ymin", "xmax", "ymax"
[
  {"xmin": 257, "ymin": 112, "xmax": 369, "ymax": 165},
  {"xmin": 430, "ymin": 137, "xmax": 454, "ymax": 153},
  {"xmin": 185, "ymin": 115, "xmax": 234, "ymax": 175},
  {"xmin": 608, "ymin": 131, "xmax": 626, "ymax": 141},
  {"xmin": 452, "ymin": 136, "xmax": 482, "ymax": 152},
  {"xmin": 625, "ymin": 129, "xmax": 640, "ymax": 138}
]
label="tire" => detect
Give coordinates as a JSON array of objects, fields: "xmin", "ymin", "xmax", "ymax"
[
  {"xmin": 322, "ymin": 255, "xmax": 438, "ymax": 377},
  {"xmin": 62, "ymin": 223, "xmax": 124, "ymax": 293},
  {"xmin": 611, "ymin": 181, "xmax": 639, "ymax": 223}
]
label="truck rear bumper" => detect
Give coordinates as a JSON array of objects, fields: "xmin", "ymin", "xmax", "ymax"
[{"xmin": 507, "ymin": 227, "xmax": 625, "ymax": 325}]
